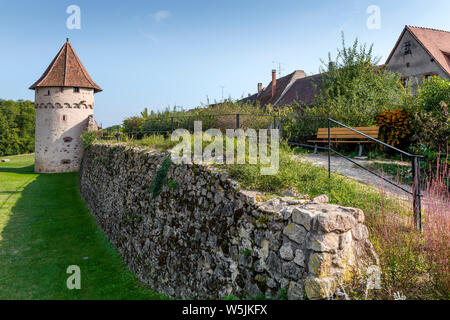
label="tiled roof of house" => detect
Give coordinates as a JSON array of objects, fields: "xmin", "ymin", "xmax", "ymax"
[
  {"xmin": 240, "ymin": 70, "xmax": 307, "ymax": 107},
  {"xmin": 240, "ymin": 92, "xmax": 259, "ymax": 104},
  {"xmin": 29, "ymin": 40, "xmax": 102, "ymax": 92},
  {"xmin": 258, "ymin": 70, "xmax": 307, "ymax": 106},
  {"xmin": 386, "ymin": 25, "xmax": 450, "ymax": 77},
  {"xmin": 275, "ymin": 73, "xmax": 325, "ymax": 107}
]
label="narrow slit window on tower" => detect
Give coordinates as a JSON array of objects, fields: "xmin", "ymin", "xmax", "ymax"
[
  {"xmin": 62, "ymin": 115, "xmax": 67, "ymax": 121},
  {"xmin": 73, "ymin": 87, "xmax": 80, "ymax": 93}
]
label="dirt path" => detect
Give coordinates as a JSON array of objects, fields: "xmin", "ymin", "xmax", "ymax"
[{"xmin": 294, "ymin": 153, "xmax": 413, "ymax": 201}]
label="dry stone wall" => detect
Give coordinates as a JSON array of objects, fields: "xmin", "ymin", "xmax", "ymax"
[{"xmin": 79, "ymin": 144, "xmax": 379, "ymax": 299}]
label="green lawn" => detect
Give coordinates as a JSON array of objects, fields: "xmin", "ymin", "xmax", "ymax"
[{"xmin": 0, "ymin": 154, "xmax": 165, "ymax": 299}]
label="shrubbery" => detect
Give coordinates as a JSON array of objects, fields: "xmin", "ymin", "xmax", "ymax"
[
  {"xmin": 122, "ymin": 101, "xmax": 276, "ymax": 139},
  {"xmin": 0, "ymin": 99, "xmax": 35, "ymax": 156},
  {"xmin": 410, "ymin": 76, "xmax": 449, "ymax": 163},
  {"xmin": 375, "ymin": 108, "xmax": 413, "ymax": 148},
  {"xmin": 80, "ymin": 130, "xmax": 98, "ymax": 149}
]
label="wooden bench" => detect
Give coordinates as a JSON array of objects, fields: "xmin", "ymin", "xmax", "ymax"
[{"xmin": 307, "ymin": 127, "xmax": 380, "ymax": 156}]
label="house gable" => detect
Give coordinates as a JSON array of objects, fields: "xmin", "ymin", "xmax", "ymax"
[{"xmin": 386, "ymin": 26, "xmax": 450, "ymax": 90}]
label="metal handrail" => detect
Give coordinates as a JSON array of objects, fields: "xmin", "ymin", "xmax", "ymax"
[
  {"xmin": 328, "ymin": 118, "xmax": 423, "ymax": 159},
  {"xmin": 327, "ymin": 118, "xmax": 423, "ymax": 230},
  {"xmin": 330, "ymin": 148, "xmax": 414, "ymax": 195}
]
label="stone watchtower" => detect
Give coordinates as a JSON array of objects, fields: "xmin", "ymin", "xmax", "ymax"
[{"xmin": 29, "ymin": 39, "xmax": 102, "ymax": 173}]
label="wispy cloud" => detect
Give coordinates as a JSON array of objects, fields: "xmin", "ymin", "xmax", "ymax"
[
  {"xmin": 153, "ymin": 10, "xmax": 170, "ymax": 22},
  {"xmin": 138, "ymin": 28, "xmax": 158, "ymax": 43}
]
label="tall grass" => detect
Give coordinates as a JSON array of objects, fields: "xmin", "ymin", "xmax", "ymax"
[
  {"xmin": 365, "ymin": 157, "xmax": 449, "ymax": 300},
  {"xmin": 422, "ymin": 157, "xmax": 449, "ymax": 295}
]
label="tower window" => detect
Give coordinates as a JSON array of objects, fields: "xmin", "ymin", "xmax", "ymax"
[
  {"xmin": 73, "ymin": 87, "xmax": 80, "ymax": 93},
  {"xmin": 62, "ymin": 115, "xmax": 67, "ymax": 121},
  {"xmin": 44, "ymin": 90, "xmax": 50, "ymax": 96}
]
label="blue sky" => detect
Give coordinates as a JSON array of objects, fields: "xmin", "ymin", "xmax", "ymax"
[{"xmin": 0, "ymin": 0, "xmax": 449, "ymax": 127}]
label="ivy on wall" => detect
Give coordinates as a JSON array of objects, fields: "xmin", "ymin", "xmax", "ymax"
[{"xmin": 149, "ymin": 154, "xmax": 171, "ymax": 200}]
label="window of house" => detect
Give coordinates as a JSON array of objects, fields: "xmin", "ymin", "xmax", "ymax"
[
  {"xmin": 62, "ymin": 115, "xmax": 67, "ymax": 121},
  {"xmin": 423, "ymin": 73, "xmax": 437, "ymax": 82},
  {"xmin": 73, "ymin": 87, "xmax": 80, "ymax": 93},
  {"xmin": 400, "ymin": 77, "xmax": 409, "ymax": 88},
  {"xmin": 403, "ymin": 41, "xmax": 412, "ymax": 55},
  {"xmin": 44, "ymin": 89, "xmax": 50, "ymax": 96}
]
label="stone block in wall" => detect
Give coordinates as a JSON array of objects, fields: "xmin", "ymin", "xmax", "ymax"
[{"xmin": 283, "ymin": 223, "xmax": 307, "ymax": 244}]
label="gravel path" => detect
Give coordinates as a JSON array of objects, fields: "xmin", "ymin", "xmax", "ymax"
[{"xmin": 294, "ymin": 153, "xmax": 413, "ymax": 200}]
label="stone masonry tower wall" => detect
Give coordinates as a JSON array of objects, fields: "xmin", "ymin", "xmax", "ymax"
[
  {"xmin": 34, "ymin": 87, "xmax": 94, "ymax": 173},
  {"xmin": 29, "ymin": 40, "xmax": 102, "ymax": 173}
]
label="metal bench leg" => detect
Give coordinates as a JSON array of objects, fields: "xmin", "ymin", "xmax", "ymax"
[
  {"xmin": 358, "ymin": 143, "xmax": 363, "ymax": 157},
  {"xmin": 314, "ymin": 144, "xmax": 318, "ymax": 154}
]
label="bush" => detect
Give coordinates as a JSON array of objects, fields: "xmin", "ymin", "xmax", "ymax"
[
  {"xmin": 80, "ymin": 130, "xmax": 98, "ymax": 149},
  {"xmin": 410, "ymin": 77, "xmax": 449, "ymax": 172},
  {"xmin": 416, "ymin": 76, "xmax": 450, "ymax": 113},
  {"xmin": 412, "ymin": 105, "xmax": 449, "ymax": 157},
  {"xmin": 375, "ymin": 108, "xmax": 413, "ymax": 148}
]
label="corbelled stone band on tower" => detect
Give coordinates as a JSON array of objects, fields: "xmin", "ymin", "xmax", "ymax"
[{"xmin": 29, "ymin": 39, "xmax": 102, "ymax": 173}]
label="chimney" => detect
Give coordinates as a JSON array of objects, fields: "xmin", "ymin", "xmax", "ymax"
[
  {"xmin": 257, "ymin": 83, "xmax": 262, "ymax": 93},
  {"xmin": 271, "ymin": 69, "xmax": 277, "ymax": 98}
]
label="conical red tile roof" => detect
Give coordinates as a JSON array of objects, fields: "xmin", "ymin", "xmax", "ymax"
[{"xmin": 29, "ymin": 40, "xmax": 102, "ymax": 92}]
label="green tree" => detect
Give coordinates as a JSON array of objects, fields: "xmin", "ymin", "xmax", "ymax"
[
  {"xmin": 140, "ymin": 107, "xmax": 149, "ymax": 120},
  {"xmin": 123, "ymin": 116, "xmax": 144, "ymax": 137},
  {"xmin": 0, "ymin": 99, "xmax": 35, "ymax": 156},
  {"xmin": 309, "ymin": 33, "xmax": 410, "ymax": 126}
]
